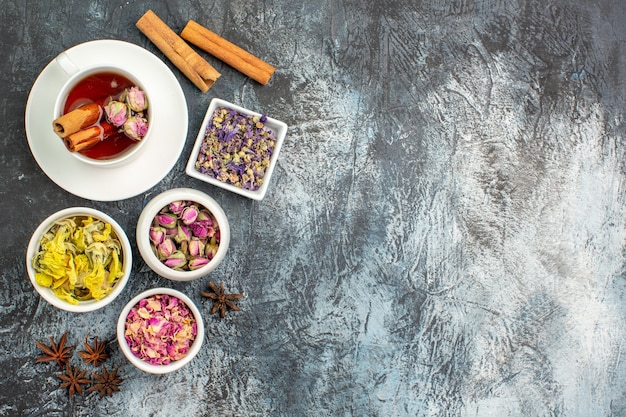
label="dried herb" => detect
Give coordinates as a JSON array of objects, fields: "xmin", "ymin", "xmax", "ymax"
[
  {"xmin": 35, "ymin": 332, "xmax": 124, "ymax": 399},
  {"xmin": 150, "ymin": 201, "xmax": 221, "ymax": 271},
  {"xmin": 194, "ymin": 106, "xmax": 276, "ymax": 191},
  {"xmin": 56, "ymin": 365, "xmax": 91, "ymax": 397},
  {"xmin": 89, "ymin": 367, "xmax": 123, "ymax": 398},
  {"xmin": 32, "ymin": 216, "xmax": 124, "ymax": 304},
  {"xmin": 78, "ymin": 335, "xmax": 109, "ymax": 367},
  {"xmin": 35, "ymin": 331, "xmax": 74, "ymax": 368},
  {"xmin": 201, "ymin": 281, "xmax": 243, "ymax": 318},
  {"xmin": 124, "ymin": 293, "xmax": 197, "ymax": 365}
]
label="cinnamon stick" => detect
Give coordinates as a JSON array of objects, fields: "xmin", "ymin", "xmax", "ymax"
[
  {"xmin": 181, "ymin": 20, "xmax": 275, "ymax": 85},
  {"xmin": 64, "ymin": 122, "xmax": 117, "ymax": 153},
  {"xmin": 53, "ymin": 103, "xmax": 103, "ymax": 138},
  {"xmin": 136, "ymin": 10, "xmax": 220, "ymax": 92}
]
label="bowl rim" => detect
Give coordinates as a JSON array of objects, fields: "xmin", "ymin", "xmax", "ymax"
[
  {"xmin": 136, "ymin": 188, "xmax": 230, "ymax": 281},
  {"xmin": 25, "ymin": 206, "xmax": 132, "ymax": 313},
  {"xmin": 184, "ymin": 97, "xmax": 288, "ymax": 200},
  {"xmin": 116, "ymin": 287, "xmax": 205, "ymax": 374}
]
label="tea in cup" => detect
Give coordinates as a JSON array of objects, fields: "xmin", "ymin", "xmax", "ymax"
[{"xmin": 52, "ymin": 52, "xmax": 152, "ymax": 167}]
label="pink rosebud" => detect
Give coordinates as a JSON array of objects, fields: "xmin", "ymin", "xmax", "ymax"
[
  {"xmin": 189, "ymin": 221, "xmax": 209, "ymax": 239},
  {"xmin": 174, "ymin": 223, "xmax": 191, "ymax": 244},
  {"xmin": 149, "ymin": 227, "xmax": 165, "ymax": 246},
  {"xmin": 196, "ymin": 210, "xmax": 214, "ymax": 225},
  {"xmin": 188, "ymin": 257, "xmax": 209, "ymax": 270},
  {"xmin": 157, "ymin": 238, "xmax": 175, "ymax": 259},
  {"xmin": 169, "ymin": 201, "xmax": 186, "ymax": 214},
  {"xmin": 180, "ymin": 206, "xmax": 199, "ymax": 225},
  {"xmin": 188, "ymin": 238, "xmax": 205, "ymax": 257},
  {"xmin": 126, "ymin": 86, "xmax": 148, "ymax": 112},
  {"xmin": 164, "ymin": 251, "xmax": 187, "ymax": 269},
  {"xmin": 156, "ymin": 213, "xmax": 177, "ymax": 229},
  {"xmin": 123, "ymin": 116, "xmax": 149, "ymax": 141},
  {"xmin": 104, "ymin": 100, "xmax": 128, "ymax": 127},
  {"xmin": 205, "ymin": 242, "xmax": 219, "ymax": 259}
]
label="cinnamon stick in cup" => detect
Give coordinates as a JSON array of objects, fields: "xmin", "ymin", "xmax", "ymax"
[
  {"xmin": 180, "ymin": 20, "xmax": 275, "ymax": 85},
  {"xmin": 136, "ymin": 10, "xmax": 220, "ymax": 92},
  {"xmin": 53, "ymin": 103, "xmax": 103, "ymax": 138},
  {"xmin": 64, "ymin": 122, "xmax": 118, "ymax": 153}
]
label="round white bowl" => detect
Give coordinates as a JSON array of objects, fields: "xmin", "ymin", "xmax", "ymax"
[
  {"xmin": 25, "ymin": 207, "xmax": 132, "ymax": 312},
  {"xmin": 117, "ymin": 287, "xmax": 204, "ymax": 374},
  {"xmin": 136, "ymin": 188, "xmax": 230, "ymax": 281}
]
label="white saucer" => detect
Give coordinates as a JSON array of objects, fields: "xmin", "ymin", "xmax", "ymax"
[{"xmin": 25, "ymin": 39, "xmax": 188, "ymax": 201}]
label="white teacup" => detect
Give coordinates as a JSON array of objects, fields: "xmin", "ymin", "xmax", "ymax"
[{"xmin": 53, "ymin": 52, "xmax": 153, "ymax": 168}]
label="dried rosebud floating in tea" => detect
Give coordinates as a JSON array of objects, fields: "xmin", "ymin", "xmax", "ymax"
[
  {"xmin": 123, "ymin": 293, "xmax": 197, "ymax": 365},
  {"xmin": 194, "ymin": 106, "xmax": 277, "ymax": 191},
  {"xmin": 149, "ymin": 201, "xmax": 221, "ymax": 271}
]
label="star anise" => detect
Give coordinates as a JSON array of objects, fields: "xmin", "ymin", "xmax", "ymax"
[
  {"xmin": 78, "ymin": 335, "xmax": 109, "ymax": 367},
  {"xmin": 56, "ymin": 364, "xmax": 91, "ymax": 397},
  {"xmin": 88, "ymin": 367, "xmax": 123, "ymax": 398},
  {"xmin": 35, "ymin": 331, "xmax": 75, "ymax": 368},
  {"xmin": 201, "ymin": 281, "xmax": 244, "ymax": 318}
]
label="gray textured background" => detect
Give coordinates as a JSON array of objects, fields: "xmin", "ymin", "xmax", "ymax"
[{"xmin": 2, "ymin": 0, "xmax": 625, "ymax": 416}]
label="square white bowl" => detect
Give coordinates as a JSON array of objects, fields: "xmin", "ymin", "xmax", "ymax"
[{"xmin": 185, "ymin": 98, "xmax": 287, "ymax": 200}]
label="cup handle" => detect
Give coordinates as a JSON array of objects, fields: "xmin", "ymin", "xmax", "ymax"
[{"xmin": 55, "ymin": 52, "xmax": 80, "ymax": 77}]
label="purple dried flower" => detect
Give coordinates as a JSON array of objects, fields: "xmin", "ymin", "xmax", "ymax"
[{"xmin": 193, "ymin": 106, "xmax": 277, "ymax": 191}]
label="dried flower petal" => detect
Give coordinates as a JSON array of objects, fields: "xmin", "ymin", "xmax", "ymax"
[
  {"xmin": 124, "ymin": 294, "xmax": 197, "ymax": 365},
  {"xmin": 194, "ymin": 107, "xmax": 276, "ymax": 191}
]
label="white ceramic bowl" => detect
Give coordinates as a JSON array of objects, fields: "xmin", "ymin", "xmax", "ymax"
[
  {"xmin": 185, "ymin": 98, "xmax": 287, "ymax": 200},
  {"xmin": 117, "ymin": 287, "xmax": 204, "ymax": 374},
  {"xmin": 136, "ymin": 188, "xmax": 230, "ymax": 281},
  {"xmin": 25, "ymin": 207, "xmax": 132, "ymax": 312}
]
